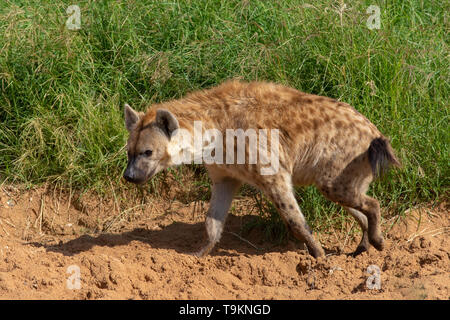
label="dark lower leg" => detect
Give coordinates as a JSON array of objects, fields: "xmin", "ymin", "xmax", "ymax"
[
  {"xmin": 360, "ymin": 196, "xmax": 384, "ymax": 251},
  {"xmin": 346, "ymin": 207, "xmax": 370, "ymax": 256}
]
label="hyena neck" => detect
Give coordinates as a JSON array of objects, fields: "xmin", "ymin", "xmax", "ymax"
[
  {"xmin": 162, "ymin": 106, "xmax": 217, "ymax": 166},
  {"xmin": 167, "ymin": 127, "xmax": 199, "ymax": 166}
]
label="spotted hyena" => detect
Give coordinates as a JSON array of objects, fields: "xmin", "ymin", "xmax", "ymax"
[{"xmin": 123, "ymin": 80, "xmax": 400, "ymax": 258}]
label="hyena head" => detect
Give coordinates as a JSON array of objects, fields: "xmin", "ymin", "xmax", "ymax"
[{"xmin": 123, "ymin": 104, "xmax": 179, "ymax": 184}]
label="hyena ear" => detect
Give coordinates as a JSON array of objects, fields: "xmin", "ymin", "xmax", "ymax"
[
  {"xmin": 156, "ymin": 109, "xmax": 179, "ymax": 138},
  {"xmin": 124, "ymin": 103, "xmax": 140, "ymax": 132}
]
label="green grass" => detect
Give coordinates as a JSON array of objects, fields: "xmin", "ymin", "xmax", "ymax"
[{"xmin": 0, "ymin": 0, "xmax": 448, "ymax": 232}]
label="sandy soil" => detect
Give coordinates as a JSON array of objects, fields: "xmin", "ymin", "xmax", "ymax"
[{"xmin": 0, "ymin": 185, "xmax": 448, "ymax": 300}]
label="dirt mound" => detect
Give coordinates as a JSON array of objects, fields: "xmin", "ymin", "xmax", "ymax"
[{"xmin": 0, "ymin": 186, "xmax": 448, "ymax": 299}]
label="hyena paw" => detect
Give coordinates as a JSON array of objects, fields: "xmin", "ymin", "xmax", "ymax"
[
  {"xmin": 350, "ymin": 245, "xmax": 369, "ymax": 257},
  {"xmin": 186, "ymin": 251, "xmax": 202, "ymax": 257},
  {"xmin": 188, "ymin": 245, "xmax": 212, "ymax": 258},
  {"xmin": 369, "ymin": 235, "xmax": 384, "ymax": 251}
]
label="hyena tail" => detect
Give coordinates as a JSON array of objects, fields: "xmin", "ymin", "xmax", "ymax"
[{"xmin": 368, "ymin": 137, "xmax": 401, "ymax": 178}]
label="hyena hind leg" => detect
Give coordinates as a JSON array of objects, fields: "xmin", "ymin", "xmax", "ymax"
[
  {"xmin": 345, "ymin": 207, "xmax": 369, "ymax": 256},
  {"xmin": 194, "ymin": 177, "xmax": 241, "ymax": 257},
  {"xmin": 319, "ymin": 161, "xmax": 384, "ymax": 254},
  {"xmin": 259, "ymin": 174, "xmax": 325, "ymax": 258},
  {"xmin": 322, "ymin": 187, "xmax": 383, "ymax": 254},
  {"xmin": 355, "ymin": 195, "xmax": 384, "ymax": 251}
]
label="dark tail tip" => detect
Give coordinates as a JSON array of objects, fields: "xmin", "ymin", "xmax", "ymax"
[{"xmin": 368, "ymin": 137, "xmax": 401, "ymax": 178}]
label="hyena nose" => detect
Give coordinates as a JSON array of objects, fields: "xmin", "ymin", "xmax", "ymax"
[
  {"xmin": 123, "ymin": 168, "xmax": 136, "ymax": 183},
  {"xmin": 123, "ymin": 173, "xmax": 133, "ymax": 182}
]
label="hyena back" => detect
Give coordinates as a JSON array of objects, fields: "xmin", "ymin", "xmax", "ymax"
[{"xmin": 123, "ymin": 80, "xmax": 400, "ymax": 258}]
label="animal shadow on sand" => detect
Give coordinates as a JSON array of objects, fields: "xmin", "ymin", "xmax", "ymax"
[{"xmin": 31, "ymin": 214, "xmax": 336, "ymax": 258}]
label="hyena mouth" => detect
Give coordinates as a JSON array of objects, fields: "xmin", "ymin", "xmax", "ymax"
[
  {"xmin": 123, "ymin": 173, "xmax": 143, "ymax": 185},
  {"xmin": 144, "ymin": 167, "xmax": 157, "ymax": 183},
  {"xmin": 123, "ymin": 162, "xmax": 145, "ymax": 184},
  {"xmin": 123, "ymin": 166, "xmax": 157, "ymax": 185}
]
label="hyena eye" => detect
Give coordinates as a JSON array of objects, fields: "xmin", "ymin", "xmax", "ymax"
[{"xmin": 144, "ymin": 150, "xmax": 152, "ymax": 157}]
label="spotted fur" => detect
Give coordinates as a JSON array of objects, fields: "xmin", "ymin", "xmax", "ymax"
[{"xmin": 123, "ymin": 80, "xmax": 400, "ymax": 258}]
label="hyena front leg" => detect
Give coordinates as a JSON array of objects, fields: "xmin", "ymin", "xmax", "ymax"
[
  {"xmin": 194, "ymin": 177, "xmax": 241, "ymax": 257},
  {"xmin": 259, "ymin": 173, "xmax": 325, "ymax": 258}
]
